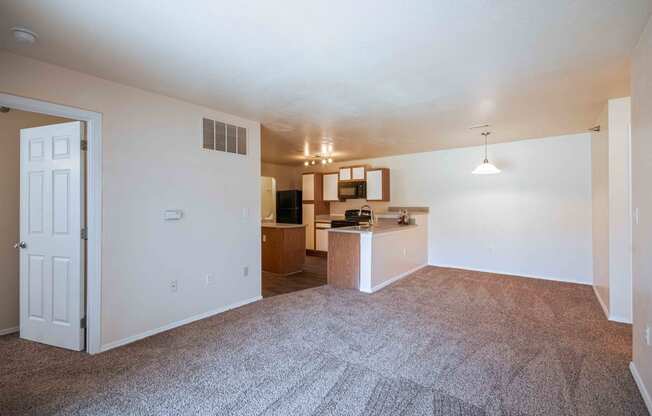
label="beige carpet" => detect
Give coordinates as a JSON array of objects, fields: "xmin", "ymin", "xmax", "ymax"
[{"xmin": 0, "ymin": 266, "xmax": 648, "ymax": 415}]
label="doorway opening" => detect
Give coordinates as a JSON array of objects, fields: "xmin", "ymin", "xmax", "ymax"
[
  {"xmin": 0, "ymin": 93, "xmax": 102, "ymax": 354},
  {"xmin": 259, "ymin": 175, "xmax": 326, "ymax": 298}
]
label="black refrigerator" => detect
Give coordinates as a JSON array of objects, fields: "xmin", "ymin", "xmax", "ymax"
[{"xmin": 276, "ymin": 190, "xmax": 302, "ymax": 224}]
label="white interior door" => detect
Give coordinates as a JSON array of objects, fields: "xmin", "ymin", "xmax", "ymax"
[{"xmin": 19, "ymin": 121, "xmax": 85, "ymax": 351}]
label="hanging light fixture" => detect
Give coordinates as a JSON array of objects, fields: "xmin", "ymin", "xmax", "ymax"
[{"xmin": 472, "ymin": 132, "xmax": 501, "ymax": 175}]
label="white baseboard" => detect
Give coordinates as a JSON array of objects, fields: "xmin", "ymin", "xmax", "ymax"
[
  {"xmin": 362, "ymin": 264, "xmax": 428, "ymax": 294},
  {"xmin": 429, "ymin": 263, "xmax": 592, "ymax": 286},
  {"xmin": 630, "ymin": 361, "xmax": 652, "ymax": 414},
  {"xmin": 592, "ymin": 285, "xmax": 610, "ymax": 319},
  {"xmin": 0, "ymin": 326, "xmax": 19, "ymax": 336},
  {"xmin": 101, "ymin": 296, "xmax": 262, "ymax": 352},
  {"xmin": 608, "ymin": 314, "xmax": 632, "ymax": 324}
]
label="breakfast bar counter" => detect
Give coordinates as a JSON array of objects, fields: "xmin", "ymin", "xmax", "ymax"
[{"xmin": 327, "ymin": 215, "xmax": 428, "ymax": 292}]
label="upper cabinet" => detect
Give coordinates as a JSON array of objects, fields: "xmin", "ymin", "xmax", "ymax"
[
  {"xmin": 351, "ymin": 166, "xmax": 365, "ymax": 180},
  {"xmin": 366, "ymin": 168, "xmax": 390, "ymax": 201},
  {"xmin": 302, "ymin": 173, "xmax": 324, "ymax": 202},
  {"xmin": 338, "ymin": 167, "xmax": 351, "ymax": 181},
  {"xmin": 339, "ymin": 166, "xmax": 365, "ymax": 181},
  {"xmin": 323, "ymin": 173, "xmax": 339, "ymax": 201},
  {"xmin": 302, "ymin": 173, "xmax": 314, "ymax": 201}
]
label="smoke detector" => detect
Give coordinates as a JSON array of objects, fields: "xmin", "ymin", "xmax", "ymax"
[{"xmin": 11, "ymin": 27, "xmax": 38, "ymax": 45}]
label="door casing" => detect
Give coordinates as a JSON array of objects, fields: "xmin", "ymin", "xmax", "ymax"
[{"xmin": 1, "ymin": 92, "xmax": 103, "ymax": 354}]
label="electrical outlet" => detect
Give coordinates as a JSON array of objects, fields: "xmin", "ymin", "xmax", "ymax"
[
  {"xmin": 205, "ymin": 273, "xmax": 214, "ymax": 286},
  {"xmin": 645, "ymin": 325, "xmax": 651, "ymax": 347},
  {"xmin": 403, "ymin": 248, "xmax": 407, "ymax": 257},
  {"xmin": 170, "ymin": 280, "xmax": 178, "ymax": 292},
  {"xmin": 634, "ymin": 208, "xmax": 640, "ymax": 225},
  {"xmin": 243, "ymin": 266, "xmax": 249, "ymax": 277}
]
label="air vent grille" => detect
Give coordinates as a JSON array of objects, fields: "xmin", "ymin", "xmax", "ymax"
[{"xmin": 202, "ymin": 118, "xmax": 247, "ymax": 155}]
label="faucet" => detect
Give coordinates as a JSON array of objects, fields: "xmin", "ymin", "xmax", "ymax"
[{"xmin": 361, "ymin": 204, "xmax": 375, "ymax": 225}]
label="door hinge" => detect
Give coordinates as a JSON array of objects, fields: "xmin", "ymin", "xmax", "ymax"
[
  {"xmin": 81, "ymin": 227, "xmax": 88, "ymax": 240},
  {"xmin": 81, "ymin": 140, "xmax": 88, "ymax": 151},
  {"xmin": 80, "ymin": 316, "xmax": 86, "ymax": 329}
]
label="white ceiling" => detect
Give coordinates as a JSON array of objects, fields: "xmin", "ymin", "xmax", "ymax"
[{"xmin": 1, "ymin": 0, "xmax": 650, "ymax": 165}]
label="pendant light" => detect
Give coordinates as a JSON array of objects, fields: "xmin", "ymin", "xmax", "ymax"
[{"xmin": 472, "ymin": 132, "xmax": 501, "ymax": 175}]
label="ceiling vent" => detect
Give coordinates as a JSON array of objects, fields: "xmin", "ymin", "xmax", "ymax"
[{"xmin": 202, "ymin": 118, "xmax": 247, "ymax": 155}]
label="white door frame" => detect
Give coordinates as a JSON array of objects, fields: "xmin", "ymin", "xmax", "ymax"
[{"xmin": 1, "ymin": 92, "xmax": 102, "ymax": 354}]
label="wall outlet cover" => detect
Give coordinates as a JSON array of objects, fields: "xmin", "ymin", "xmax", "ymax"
[
  {"xmin": 170, "ymin": 280, "xmax": 178, "ymax": 292},
  {"xmin": 243, "ymin": 266, "xmax": 249, "ymax": 277}
]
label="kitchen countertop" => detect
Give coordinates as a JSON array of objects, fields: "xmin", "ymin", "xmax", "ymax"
[
  {"xmin": 261, "ymin": 222, "xmax": 306, "ymax": 229},
  {"xmin": 328, "ymin": 223, "xmax": 418, "ymax": 235}
]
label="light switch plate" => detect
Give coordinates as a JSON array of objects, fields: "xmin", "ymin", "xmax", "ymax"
[{"xmin": 164, "ymin": 209, "xmax": 183, "ymax": 221}]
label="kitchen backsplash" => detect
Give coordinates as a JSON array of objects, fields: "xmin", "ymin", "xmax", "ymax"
[{"xmin": 328, "ymin": 198, "xmax": 391, "ymax": 215}]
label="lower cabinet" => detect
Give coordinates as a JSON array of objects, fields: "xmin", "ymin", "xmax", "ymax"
[{"xmin": 315, "ymin": 222, "xmax": 331, "ymax": 252}]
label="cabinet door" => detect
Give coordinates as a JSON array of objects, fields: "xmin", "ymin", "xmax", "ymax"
[
  {"xmin": 302, "ymin": 174, "xmax": 314, "ymax": 201},
  {"xmin": 316, "ymin": 228, "xmax": 329, "ymax": 252},
  {"xmin": 323, "ymin": 173, "xmax": 339, "ymax": 201},
  {"xmin": 366, "ymin": 170, "xmax": 382, "ymax": 200},
  {"xmin": 352, "ymin": 166, "xmax": 365, "ymax": 180},
  {"xmin": 339, "ymin": 167, "xmax": 351, "ymax": 181},
  {"xmin": 302, "ymin": 203, "xmax": 315, "ymax": 250}
]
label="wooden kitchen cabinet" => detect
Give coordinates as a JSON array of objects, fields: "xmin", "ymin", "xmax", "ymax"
[
  {"xmin": 339, "ymin": 166, "xmax": 365, "ymax": 181},
  {"xmin": 302, "ymin": 173, "xmax": 324, "ymax": 202},
  {"xmin": 338, "ymin": 167, "xmax": 351, "ymax": 181},
  {"xmin": 315, "ymin": 222, "xmax": 331, "ymax": 252},
  {"xmin": 302, "ymin": 203, "xmax": 315, "ymax": 250},
  {"xmin": 261, "ymin": 225, "xmax": 306, "ymax": 275},
  {"xmin": 366, "ymin": 168, "xmax": 390, "ymax": 201},
  {"xmin": 351, "ymin": 166, "xmax": 366, "ymax": 180},
  {"xmin": 323, "ymin": 172, "xmax": 339, "ymax": 201}
]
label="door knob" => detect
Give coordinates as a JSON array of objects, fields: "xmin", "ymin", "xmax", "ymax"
[{"xmin": 13, "ymin": 241, "xmax": 26, "ymax": 249}]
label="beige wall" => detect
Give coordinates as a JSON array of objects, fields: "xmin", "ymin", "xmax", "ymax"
[
  {"xmin": 591, "ymin": 105, "xmax": 610, "ymax": 312},
  {"xmin": 631, "ymin": 14, "xmax": 652, "ymax": 408},
  {"xmin": 261, "ymin": 162, "xmax": 300, "ymax": 191},
  {"xmin": 303, "ymin": 133, "xmax": 593, "ymax": 284},
  {"xmin": 0, "ymin": 51, "xmax": 262, "ymax": 349},
  {"xmin": 0, "ymin": 109, "xmax": 71, "ymax": 334}
]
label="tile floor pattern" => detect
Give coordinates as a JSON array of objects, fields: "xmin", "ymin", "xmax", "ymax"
[{"xmin": 0, "ymin": 266, "xmax": 648, "ymax": 415}]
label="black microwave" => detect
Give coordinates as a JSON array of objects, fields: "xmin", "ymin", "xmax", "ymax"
[{"xmin": 338, "ymin": 180, "xmax": 366, "ymax": 200}]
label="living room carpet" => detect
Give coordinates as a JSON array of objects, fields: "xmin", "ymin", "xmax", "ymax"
[{"xmin": 0, "ymin": 266, "xmax": 647, "ymax": 415}]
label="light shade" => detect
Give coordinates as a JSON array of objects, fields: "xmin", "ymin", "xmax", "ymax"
[{"xmin": 472, "ymin": 161, "xmax": 501, "ymax": 175}]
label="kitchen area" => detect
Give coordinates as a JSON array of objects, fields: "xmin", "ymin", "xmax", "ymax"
[{"xmin": 261, "ymin": 164, "xmax": 428, "ymax": 297}]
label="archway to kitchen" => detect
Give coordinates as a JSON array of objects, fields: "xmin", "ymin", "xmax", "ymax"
[{"xmin": 259, "ymin": 169, "xmax": 327, "ymax": 298}]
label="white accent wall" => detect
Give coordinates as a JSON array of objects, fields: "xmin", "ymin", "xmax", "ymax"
[
  {"xmin": 0, "ymin": 51, "xmax": 262, "ymax": 350},
  {"xmin": 306, "ymin": 133, "xmax": 593, "ymax": 284},
  {"xmin": 631, "ymin": 14, "xmax": 652, "ymax": 413}
]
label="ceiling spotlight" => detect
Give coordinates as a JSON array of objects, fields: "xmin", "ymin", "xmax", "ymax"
[
  {"xmin": 310, "ymin": 160, "xmax": 315, "ymax": 165},
  {"xmin": 12, "ymin": 27, "xmax": 38, "ymax": 45},
  {"xmin": 304, "ymin": 161, "xmax": 309, "ymax": 166},
  {"xmin": 327, "ymin": 158, "xmax": 333, "ymax": 163},
  {"xmin": 321, "ymin": 159, "xmax": 327, "ymax": 165}
]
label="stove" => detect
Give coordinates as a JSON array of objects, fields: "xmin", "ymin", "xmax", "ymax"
[{"xmin": 330, "ymin": 209, "xmax": 372, "ymax": 228}]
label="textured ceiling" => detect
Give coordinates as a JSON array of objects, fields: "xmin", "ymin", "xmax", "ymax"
[{"xmin": 1, "ymin": 0, "xmax": 650, "ymax": 165}]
